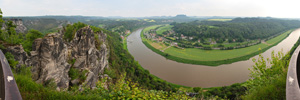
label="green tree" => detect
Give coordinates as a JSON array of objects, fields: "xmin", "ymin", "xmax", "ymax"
[
  {"xmin": 243, "ymin": 51, "xmax": 288, "ymax": 100},
  {"xmin": 0, "ymin": 8, "xmax": 3, "ymax": 28},
  {"xmin": 23, "ymin": 29, "xmax": 43, "ymax": 53}
]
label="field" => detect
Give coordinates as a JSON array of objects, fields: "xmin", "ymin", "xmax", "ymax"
[
  {"xmin": 206, "ymin": 19, "xmax": 232, "ymax": 21},
  {"xmin": 164, "ymin": 30, "xmax": 291, "ymax": 61},
  {"xmin": 156, "ymin": 25, "xmax": 173, "ymax": 35},
  {"xmin": 143, "ymin": 25, "xmax": 161, "ymax": 32},
  {"xmin": 141, "ymin": 25, "xmax": 293, "ymax": 65}
]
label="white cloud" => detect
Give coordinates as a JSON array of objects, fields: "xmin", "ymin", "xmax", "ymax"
[{"xmin": 0, "ymin": 0, "xmax": 299, "ymax": 18}]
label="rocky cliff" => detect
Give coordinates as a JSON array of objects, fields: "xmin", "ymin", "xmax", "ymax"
[
  {"xmin": 4, "ymin": 26, "xmax": 109, "ymax": 91},
  {"xmin": 2, "ymin": 19, "xmax": 27, "ymax": 33}
]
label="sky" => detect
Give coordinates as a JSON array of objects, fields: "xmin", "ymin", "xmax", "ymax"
[{"xmin": 1, "ymin": 0, "xmax": 300, "ymax": 18}]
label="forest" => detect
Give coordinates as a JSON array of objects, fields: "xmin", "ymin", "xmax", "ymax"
[{"xmin": 171, "ymin": 18, "xmax": 300, "ymax": 43}]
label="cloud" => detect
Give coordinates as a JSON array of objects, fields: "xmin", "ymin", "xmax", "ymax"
[{"xmin": 0, "ymin": 0, "xmax": 299, "ymax": 18}]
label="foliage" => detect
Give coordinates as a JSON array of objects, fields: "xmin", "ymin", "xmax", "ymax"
[
  {"xmin": 22, "ymin": 29, "xmax": 43, "ymax": 53},
  {"xmin": 105, "ymin": 25, "xmax": 189, "ymax": 91},
  {"xmin": 0, "ymin": 20, "xmax": 23, "ymax": 45},
  {"xmin": 173, "ymin": 18, "xmax": 300, "ymax": 41},
  {"xmin": 0, "ymin": 8, "xmax": 3, "ymax": 29},
  {"xmin": 68, "ymin": 67, "xmax": 80, "ymax": 80},
  {"xmin": 63, "ymin": 22, "xmax": 86, "ymax": 41},
  {"xmin": 15, "ymin": 65, "xmax": 193, "ymax": 100},
  {"xmin": 204, "ymin": 83, "xmax": 246, "ymax": 99},
  {"xmin": 4, "ymin": 52, "xmax": 18, "ymax": 69},
  {"xmin": 93, "ymin": 73, "xmax": 194, "ymax": 99},
  {"xmin": 242, "ymin": 51, "xmax": 289, "ymax": 100}
]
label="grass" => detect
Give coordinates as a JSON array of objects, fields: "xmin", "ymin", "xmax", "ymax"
[
  {"xmin": 206, "ymin": 19, "xmax": 232, "ymax": 21},
  {"xmin": 141, "ymin": 27, "xmax": 294, "ymax": 66},
  {"xmin": 156, "ymin": 25, "xmax": 173, "ymax": 35},
  {"xmin": 143, "ymin": 25, "xmax": 161, "ymax": 32}
]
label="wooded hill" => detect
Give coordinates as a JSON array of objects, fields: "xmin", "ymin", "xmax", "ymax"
[{"xmin": 171, "ymin": 18, "xmax": 300, "ymax": 43}]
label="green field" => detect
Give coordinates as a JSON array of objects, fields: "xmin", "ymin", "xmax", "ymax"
[
  {"xmin": 143, "ymin": 25, "xmax": 162, "ymax": 32},
  {"xmin": 141, "ymin": 26, "xmax": 294, "ymax": 65},
  {"xmin": 165, "ymin": 30, "xmax": 291, "ymax": 61},
  {"xmin": 156, "ymin": 25, "xmax": 173, "ymax": 35}
]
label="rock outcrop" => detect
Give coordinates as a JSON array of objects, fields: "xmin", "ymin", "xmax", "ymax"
[
  {"xmin": 69, "ymin": 26, "xmax": 108, "ymax": 89},
  {"xmin": 30, "ymin": 33, "xmax": 71, "ymax": 90},
  {"xmin": 4, "ymin": 26, "xmax": 109, "ymax": 91},
  {"xmin": 28, "ymin": 26, "xmax": 109, "ymax": 90},
  {"xmin": 3, "ymin": 45, "xmax": 31, "ymax": 68},
  {"xmin": 2, "ymin": 19, "xmax": 27, "ymax": 33}
]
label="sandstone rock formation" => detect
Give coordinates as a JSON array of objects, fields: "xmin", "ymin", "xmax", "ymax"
[
  {"xmin": 4, "ymin": 26, "xmax": 109, "ymax": 91},
  {"xmin": 3, "ymin": 45, "xmax": 31, "ymax": 68},
  {"xmin": 2, "ymin": 19, "xmax": 27, "ymax": 33},
  {"xmin": 30, "ymin": 33, "xmax": 71, "ymax": 90}
]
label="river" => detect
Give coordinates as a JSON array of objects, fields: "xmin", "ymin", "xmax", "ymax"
[{"xmin": 127, "ymin": 28, "xmax": 300, "ymax": 88}]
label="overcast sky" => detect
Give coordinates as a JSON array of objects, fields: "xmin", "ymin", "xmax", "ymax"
[{"xmin": 1, "ymin": 0, "xmax": 300, "ymax": 18}]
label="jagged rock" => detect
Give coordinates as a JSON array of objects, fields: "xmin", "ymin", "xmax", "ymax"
[
  {"xmin": 30, "ymin": 33, "xmax": 70, "ymax": 90},
  {"xmin": 28, "ymin": 26, "xmax": 109, "ymax": 90},
  {"xmin": 2, "ymin": 19, "xmax": 27, "ymax": 33},
  {"xmin": 69, "ymin": 26, "xmax": 109, "ymax": 89},
  {"xmin": 3, "ymin": 45, "xmax": 31, "ymax": 68},
  {"xmin": 3, "ymin": 25, "xmax": 109, "ymax": 90}
]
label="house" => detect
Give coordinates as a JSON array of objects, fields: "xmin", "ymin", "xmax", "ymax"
[
  {"xmin": 158, "ymin": 37, "xmax": 163, "ymax": 42},
  {"xmin": 181, "ymin": 34, "xmax": 187, "ymax": 39},
  {"xmin": 189, "ymin": 37, "xmax": 193, "ymax": 40},
  {"xmin": 172, "ymin": 42, "xmax": 178, "ymax": 46},
  {"xmin": 125, "ymin": 30, "xmax": 131, "ymax": 34}
]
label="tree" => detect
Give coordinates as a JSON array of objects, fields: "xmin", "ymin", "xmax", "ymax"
[
  {"xmin": 0, "ymin": 8, "xmax": 3, "ymax": 28},
  {"xmin": 23, "ymin": 29, "xmax": 43, "ymax": 53}
]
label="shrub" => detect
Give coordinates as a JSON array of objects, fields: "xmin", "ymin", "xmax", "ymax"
[{"xmin": 4, "ymin": 52, "xmax": 18, "ymax": 69}]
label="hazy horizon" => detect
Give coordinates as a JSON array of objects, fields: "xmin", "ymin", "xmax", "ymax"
[{"xmin": 1, "ymin": 0, "xmax": 300, "ymax": 18}]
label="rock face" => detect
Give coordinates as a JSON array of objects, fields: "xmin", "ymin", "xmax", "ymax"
[
  {"xmin": 3, "ymin": 45, "xmax": 31, "ymax": 68},
  {"xmin": 69, "ymin": 26, "xmax": 108, "ymax": 88},
  {"xmin": 2, "ymin": 19, "xmax": 27, "ymax": 33},
  {"xmin": 30, "ymin": 33, "xmax": 71, "ymax": 90},
  {"xmin": 28, "ymin": 26, "xmax": 109, "ymax": 90},
  {"xmin": 4, "ymin": 26, "xmax": 109, "ymax": 91}
]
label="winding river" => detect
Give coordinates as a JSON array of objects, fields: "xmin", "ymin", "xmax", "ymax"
[{"xmin": 127, "ymin": 28, "xmax": 300, "ymax": 88}]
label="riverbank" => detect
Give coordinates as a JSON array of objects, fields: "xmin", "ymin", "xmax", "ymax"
[{"xmin": 141, "ymin": 28, "xmax": 294, "ymax": 66}]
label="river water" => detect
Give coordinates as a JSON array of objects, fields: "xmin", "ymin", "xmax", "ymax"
[{"xmin": 127, "ymin": 28, "xmax": 300, "ymax": 88}]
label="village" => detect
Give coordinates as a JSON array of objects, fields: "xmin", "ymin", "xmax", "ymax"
[{"xmin": 142, "ymin": 27, "xmax": 262, "ymax": 51}]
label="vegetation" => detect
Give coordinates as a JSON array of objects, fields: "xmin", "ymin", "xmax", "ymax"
[
  {"xmin": 2, "ymin": 8, "xmax": 299, "ymax": 99},
  {"xmin": 242, "ymin": 52, "xmax": 288, "ymax": 99},
  {"xmin": 175, "ymin": 18, "xmax": 300, "ymax": 40},
  {"xmin": 22, "ymin": 29, "xmax": 44, "ymax": 53},
  {"xmin": 105, "ymin": 25, "xmax": 186, "ymax": 91},
  {"xmin": 203, "ymin": 83, "xmax": 246, "ymax": 99},
  {"xmin": 4, "ymin": 52, "xmax": 18, "ymax": 69},
  {"xmin": 14, "ymin": 66, "xmax": 194, "ymax": 99},
  {"xmin": 156, "ymin": 24, "xmax": 173, "ymax": 35},
  {"xmin": 63, "ymin": 22, "xmax": 86, "ymax": 41},
  {"xmin": 142, "ymin": 25, "xmax": 293, "ymax": 65}
]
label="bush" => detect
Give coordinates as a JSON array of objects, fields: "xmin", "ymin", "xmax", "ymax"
[
  {"xmin": 242, "ymin": 51, "xmax": 289, "ymax": 100},
  {"xmin": 4, "ymin": 52, "xmax": 18, "ymax": 69},
  {"xmin": 63, "ymin": 22, "xmax": 87, "ymax": 41},
  {"xmin": 23, "ymin": 29, "xmax": 43, "ymax": 53},
  {"xmin": 69, "ymin": 67, "xmax": 80, "ymax": 80}
]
